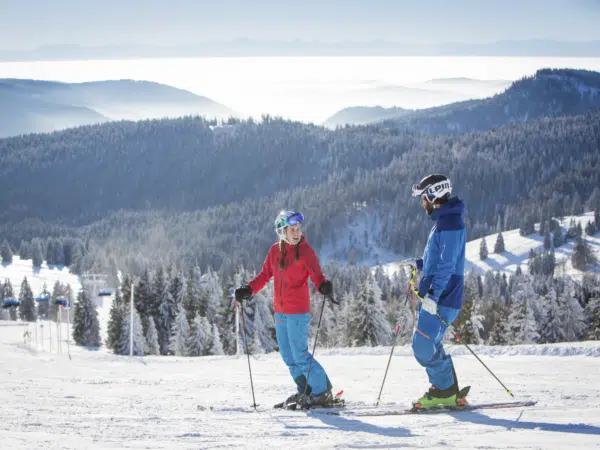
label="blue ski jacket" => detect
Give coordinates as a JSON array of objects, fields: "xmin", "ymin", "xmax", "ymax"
[{"xmin": 417, "ymin": 197, "xmax": 466, "ymax": 309}]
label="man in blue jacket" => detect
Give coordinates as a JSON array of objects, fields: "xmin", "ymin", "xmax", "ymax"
[{"xmin": 410, "ymin": 174, "xmax": 467, "ymax": 409}]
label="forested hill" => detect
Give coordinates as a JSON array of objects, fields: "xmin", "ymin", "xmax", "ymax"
[
  {"xmin": 1, "ymin": 108, "xmax": 599, "ymax": 275},
  {"xmin": 325, "ymin": 69, "xmax": 600, "ymax": 132}
]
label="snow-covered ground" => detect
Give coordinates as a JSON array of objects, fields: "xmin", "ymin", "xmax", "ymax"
[
  {"xmin": 1, "ymin": 321, "xmax": 600, "ymax": 449},
  {"xmin": 380, "ymin": 212, "xmax": 600, "ymax": 279},
  {"xmin": 0, "ymin": 256, "xmax": 82, "ymax": 299},
  {"xmin": 464, "ymin": 212, "xmax": 600, "ymax": 279}
]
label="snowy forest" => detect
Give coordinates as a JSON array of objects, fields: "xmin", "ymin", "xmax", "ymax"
[{"xmin": 77, "ymin": 253, "xmax": 600, "ymax": 356}]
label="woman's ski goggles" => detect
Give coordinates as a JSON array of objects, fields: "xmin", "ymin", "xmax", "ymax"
[{"xmin": 277, "ymin": 212, "xmax": 304, "ymax": 229}]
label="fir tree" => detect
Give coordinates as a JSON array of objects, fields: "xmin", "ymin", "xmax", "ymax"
[
  {"xmin": 118, "ymin": 305, "xmax": 146, "ymax": 356},
  {"xmin": 19, "ymin": 240, "xmax": 30, "ymax": 260},
  {"xmin": 539, "ymin": 289, "xmax": 564, "ymax": 343},
  {"xmin": 585, "ymin": 221, "xmax": 597, "ymax": 236},
  {"xmin": 494, "ymin": 232, "xmax": 505, "ymax": 253},
  {"xmin": 584, "ymin": 297, "xmax": 600, "ymax": 340},
  {"xmin": 508, "ymin": 298, "xmax": 539, "ymax": 344},
  {"xmin": 186, "ymin": 313, "xmax": 212, "ymax": 356},
  {"xmin": 348, "ymin": 274, "xmax": 391, "ymax": 347},
  {"xmin": 18, "ymin": 277, "xmax": 36, "ymax": 322},
  {"xmin": 169, "ymin": 303, "xmax": 190, "ymax": 356},
  {"xmin": 488, "ymin": 305, "xmax": 510, "ymax": 345},
  {"xmin": 106, "ymin": 291, "xmax": 125, "ymax": 353},
  {"xmin": 553, "ymin": 225, "xmax": 563, "ymax": 248},
  {"xmin": 479, "ymin": 236, "xmax": 488, "ymax": 260},
  {"xmin": 31, "ymin": 239, "xmax": 44, "ymax": 267},
  {"xmin": 1, "ymin": 239, "xmax": 13, "ymax": 264},
  {"xmin": 543, "ymin": 227, "xmax": 552, "ymax": 250},
  {"xmin": 145, "ymin": 316, "xmax": 160, "ymax": 355},
  {"xmin": 3, "ymin": 279, "xmax": 16, "ymax": 321},
  {"xmin": 210, "ymin": 323, "xmax": 225, "ymax": 355},
  {"xmin": 72, "ymin": 289, "xmax": 101, "ymax": 347}
]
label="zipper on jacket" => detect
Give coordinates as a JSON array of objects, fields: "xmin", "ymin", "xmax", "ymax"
[{"xmin": 279, "ymin": 258, "xmax": 283, "ymax": 312}]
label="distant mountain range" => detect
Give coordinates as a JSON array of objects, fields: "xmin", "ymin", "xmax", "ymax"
[
  {"xmin": 325, "ymin": 69, "xmax": 600, "ymax": 132},
  {"xmin": 1, "ymin": 39, "xmax": 600, "ymax": 60},
  {"xmin": 0, "ymin": 79, "xmax": 236, "ymax": 137}
]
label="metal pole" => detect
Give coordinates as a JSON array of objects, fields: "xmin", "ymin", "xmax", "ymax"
[
  {"xmin": 130, "ymin": 283, "xmax": 135, "ymax": 357},
  {"xmin": 66, "ymin": 301, "xmax": 71, "ymax": 360},
  {"xmin": 235, "ymin": 299, "xmax": 240, "ymax": 356}
]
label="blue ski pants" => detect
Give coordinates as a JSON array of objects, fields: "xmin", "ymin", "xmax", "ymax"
[
  {"xmin": 274, "ymin": 312, "xmax": 331, "ymax": 395},
  {"xmin": 412, "ymin": 304, "xmax": 460, "ymax": 390}
]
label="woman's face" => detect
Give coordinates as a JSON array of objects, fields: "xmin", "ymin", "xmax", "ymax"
[{"xmin": 285, "ymin": 223, "xmax": 303, "ymax": 244}]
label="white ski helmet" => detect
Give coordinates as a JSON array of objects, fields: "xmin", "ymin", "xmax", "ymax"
[
  {"xmin": 412, "ymin": 174, "xmax": 452, "ymax": 202},
  {"xmin": 274, "ymin": 210, "xmax": 304, "ymax": 240}
]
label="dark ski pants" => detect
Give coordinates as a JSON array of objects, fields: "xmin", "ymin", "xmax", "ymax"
[
  {"xmin": 274, "ymin": 312, "xmax": 331, "ymax": 395},
  {"xmin": 412, "ymin": 304, "xmax": 460, "ymax": 390}
]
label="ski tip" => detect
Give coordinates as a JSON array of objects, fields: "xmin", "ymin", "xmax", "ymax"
[{"xmin": 335, "ymin": 389, "xmax": 344, "ymax": 398}]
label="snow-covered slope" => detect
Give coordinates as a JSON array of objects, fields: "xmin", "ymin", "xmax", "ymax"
[
  {"xmin": 465, "ymin": 212, "xmax": 600, "ymax": 279},
  {"xmin": 1, "ymin": 321, "xmax": 599, "ymax": 449},
  {"xmin": 380, "ymin": 212, "xmax": 599, "ymax": 279},
  {"xmin": 0, "ymin": 255, "xmax": 81, "ymax": 298}
]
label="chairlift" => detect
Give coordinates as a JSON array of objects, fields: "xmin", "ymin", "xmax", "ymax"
[
  {"xmin": 98, "ymin": 289, "xmax": 112, "ymax": 297},
  {"xmin": 35, "ymin": 295, "xmax": 50, "ymax": 302},
  {"xmin": 54, "ymin": 298, "xmax": 68, "ymax": 307},
  {"xmin": 2, "ymin": 298, "xmax": 20, "ymax": 309}
]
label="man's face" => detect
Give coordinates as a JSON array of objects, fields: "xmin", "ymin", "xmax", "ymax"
[{"xmin": 421, "ymin": 195, "xmax": 434, "ymax": 215}]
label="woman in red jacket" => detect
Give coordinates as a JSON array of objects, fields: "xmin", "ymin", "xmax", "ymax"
[{"xmin": 235, "ymin": 210, "xmax": 334, "ymax": 409}]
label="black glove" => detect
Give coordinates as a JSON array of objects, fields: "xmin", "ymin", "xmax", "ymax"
[
  {"xmin": 318, "ymin": 281, "xmax": 333, "ymax": 296},
  {"xmin": 234, "ymin": 286, "xmax": 252, "ymax": 302}
]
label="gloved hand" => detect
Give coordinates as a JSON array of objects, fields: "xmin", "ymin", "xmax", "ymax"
[
  {"xmin": 419, "ymin": 293, "xmax": 438, "ymax": 315},
  {"xmin": 234, "ymin": 286, "xmax": 252, "ymax": 302},
  {"xmin": 400, "ymin": 258, "xmax": 423, "ymax": 271},
  {"xmin": 318, "ymin": 280, "xmax": 333, "ymax": 296}
]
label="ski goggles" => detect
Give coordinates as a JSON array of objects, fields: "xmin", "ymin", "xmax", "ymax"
[
  {"xmin": 412, "ymin": 184, "xmax": 435, "ymax": 200},
  {"xmin": 277, "ymin": 212, "xmax": 304, "ymax": 229}
]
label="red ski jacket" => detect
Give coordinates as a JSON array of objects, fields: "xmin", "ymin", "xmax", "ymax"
[{"xmin": 248, "ymin": 238, "xmax": 327, "ymax": 314}]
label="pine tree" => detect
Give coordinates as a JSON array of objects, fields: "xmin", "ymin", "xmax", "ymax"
[
  {"xmin": 488, "ymin": 305, "xmax": 510, "ymax": 345},
  {"xmin": 562, "ymin": 280, "xmax": 587, "ymax": 341},
  {"xmin": 479, "ymin": 236, "xmax": 488, "ymax": 260},
  {"xmin": 31, "ymin": 238, "xmax": 44, "ymax": 267},
  {"xmin": 1, "ymin": 239, "xmax": 13, "ymax": 264},
  {"xmin": 543, "ymin": 227, "xmax": 552, "ymax": 250},
  {"xmin": 72, "ymin": 289, "xmax": 101, "ymax": 347},
  {"xmin": 158, "ymin": 269, "xmax": 177, "ymax": 355},
  {"xmin": 18, "ymin": 277, "xmax": 36, "ymax": 322},
  {"xmin": 145, "ymin": 316, "xmax": 160, "ymax": 355},
  {"xmin": 169, "ymin": 304, "xmax": 190, "ymax": 356},
  {"xmin": 348, "ymin": 274, "xmax": 391, "ymax": 347},
  {"xmin": 584, "ymin": 296, "xmax": 600, "ymax": 340},
  {"xmin": 571, "ymin": 191, "xmax": 583, "ymax": 216},
  {"xmin": 209, "ymin": 323, "xmax": 224, "ymax": 355},
  {"xmin": 539, "ymin": 289, "xmax": 565, "ymax": 343},
  {"xmin": 494, "ymin": 232, "xmax": 505, "ymax": 253},
  {"xmin": 585, "ymin": 221, "xmax": 597, "ymax": 236},
  {"xmin": 3, "ymin": 280, "xmax": 16, "ymax": 321},
  {"xmin": 553, "ymin": 225, "xmax": 563, "ymax": 248},
  {"xmin": 508, "ymin": 298, "xmax": 539, "ymax": 344},
  {"xmin": 19, "ymin": 240, "xmax": 31, "ymax": 260},
  {"xmin": 118, "ymin": 306, "xmax": 146, "ymax": 356},
  {"xmin": 186, "ymin": 313, "xmax": 212, "ymax": 356},
  {"xmin": 572, "ymin": 236, "xmax": 595, "ymax": 270},
  {"xmin": 106, "ymin": 291, "xmax": 125, "ymax": 353}
]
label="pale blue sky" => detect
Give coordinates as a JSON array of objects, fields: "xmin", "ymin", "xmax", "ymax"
[{"xmin": 1, "ymin": 0, "xmax": 599, "ymax": 50}]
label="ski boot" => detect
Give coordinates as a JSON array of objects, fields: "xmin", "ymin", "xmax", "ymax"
[
  {"xmin": 274, "ymin": 392, "xmax": 303, "ymax": 410},
  {"xmin": 297, "ymin": 390, "xmax": 333, "ymax": 410},
  {"xmin": 412, "ymin": 384, "xmax": 470, "ymax": 411}
]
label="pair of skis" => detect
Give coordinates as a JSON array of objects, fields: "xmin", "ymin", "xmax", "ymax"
[{"xmin": 268, "ymin": 387, "xmax": 537, "ymax": 417}]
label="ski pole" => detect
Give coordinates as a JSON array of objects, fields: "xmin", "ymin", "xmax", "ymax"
[
  {"xmin": 376, "ymin": 266, "xmax": 416, "ymax": 406},
  {"xmin": 414, "ymin": 288, "xmax": 515, "ymax": 398},
  {"xmin": 239, "ymin": 301, "xmax": 259, "ymax": 409},
  {"xmin": 302, "ymin": 294, "xmax": 335, "ymax": 398}
]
